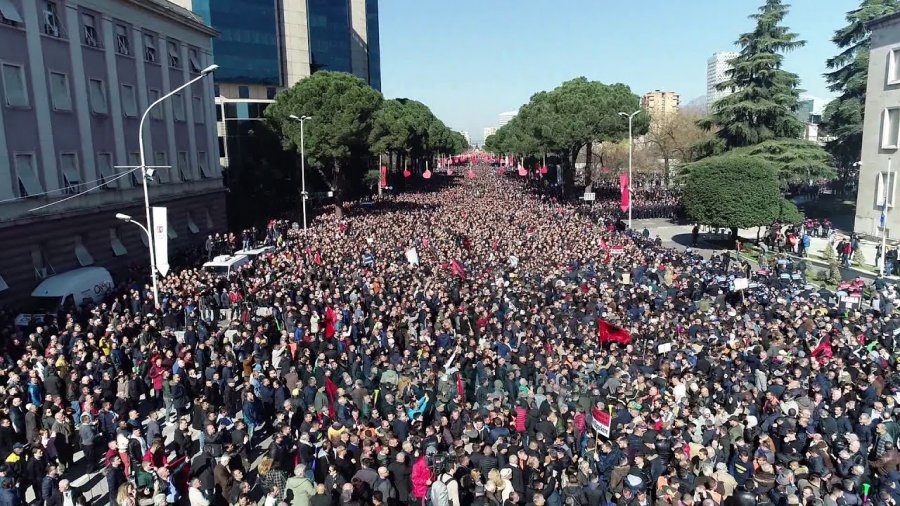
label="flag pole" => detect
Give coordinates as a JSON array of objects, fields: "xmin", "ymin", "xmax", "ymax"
[{"xmin": 882, "ymin": 157, "xmax": 892, "ymax": 277}]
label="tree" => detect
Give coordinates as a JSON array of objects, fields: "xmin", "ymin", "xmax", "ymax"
[
  {"xmin": 731, "ymin": 138, "xmax": 836, "ymax": 184},
  {"xmin": 700, "ymin": 0, "xmax": 806, "ymax": 150},
  {"xmin": 644, "ymin": 110, "xmax": 715, "ymax": 184},
  {"xmin": 821, "ymin": 0, "xmax": 899, "ymax": 173},
  {"xmin": 683, "ymin": 154, "xmax": 802, "ymax": 234},
  {"xmin": 266, "ymin": 71, "xmax": 383, "ymax": 217}
]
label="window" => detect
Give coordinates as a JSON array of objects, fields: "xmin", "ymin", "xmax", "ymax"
[
  {"xmin": 60, "ymin": 153, "xmax": 81, "ymax": 193},
  {"xmin": 82, "ymin": 13, "xmax": 99, "ymax": 48},
  {"xmin": 167, "ymin": 224, "xmax": 178, "ymax": 239},
  {"xmin": 148, "ymin": 89, "xmax": 163, "ymax": 120},
  {"xmin": 192, "ymin": 96, "xmax": 203, "ymax": 123},
  {"xmin": 167, "ymin": 40, "xmax": 180, "ymax": 68},
  {"xmin": 0, "ymin": 273, "xmax": 7, "ymax": 292},
  {"xmin": 88, "ymin": 78, "xmax": 107, "ymax": 114},
  {"xmin": 32, "ymin": 245, "xmax": 53, "ymax": 279},
  {"xmin": 198, "ymin": 152, "xmax": 213, "ymax": 179},
  {"xmin": 177, "ymin": 151, "xmax": 189, "ymax": 181},
  {"xmin": 48, "ymin": 71, "xmax": 71, "ymax": 111},
  {"xmin": 882, "ymin": 108, "xmax": 900, "ymax": 149},
  {"xmin": 877, "ymin": 171, "xmax": 897, "ymax": 208},
  {"xmin": 120, "ymin": 84, "xmax": 137, "ymax": 117},
  {"xmin": 187, "ymin": 212, "xmax": 199, "ymax": 234},
  {"xmin": 266, "ymin": 87, "xmax": 277, "ymax": 100},
  {"xmin": 143, "ymin": 33, "xmax": 157, "ymax": 63},
  {"xmin": 2, "ymin": 63, "xmax": 28, "ymax": 107},
  {"xmin": 43, "ymin": 1, "xmax": 61, "ymax": 37},
  {"xmin": 154, "ymin": 151, "xmax": 169, "ymax": 183},
  {"xmin": 890, "ymin": 48, "xmax": 900, "ymax": 84},
  {"xmin": 74, "ymin": 236, "xmax": 94, "ymax": 266},
  {"xmin": 97, "ymin": 152, "xmax": 116, "ymax": 188},
  {"xmin": 173, "ymin": 92, "xmax": 185, "ymax": 122},
  {"xmin": 188, "ymin": 48, "xmax": 201, "ymax": 73},
  {"xmin": 115, "ymin": 24, "xmax": 130, "ymax": 55},
  {"xmin": 205, "ymin": 208, "xmax": 215, "ymax": 229},
  {"xmin": 110, "ymin": 228, "xmax": 127, "ymax": 256},
  {"xmin": 0, "ymin": 0, "xmax": 24, "ymax": 26},
  {"xmin": 238, "ymin": 86, "xmax": 249, "ymax": 99},
  {"xmin": 128, "ymin": 152, "xmax": 140, "ymax": 186},
  {"xmin": 15, "ymin": 153, "xmax": 42, "ymax": 196}
]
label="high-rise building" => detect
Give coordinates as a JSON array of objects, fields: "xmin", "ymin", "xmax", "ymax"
[
  {"xmin": 706, "ymin": 51, "xmax": 739, "ymax": 111},
  {"xmin": 171, "ymin": 0, "xmax": 381, "ymax": 169},
  {"xmin": 0, "ymin": 0, "xmax": 223, "ymax": 302},
  {"xmin": 499, "ymin": 111, "xmax": 517, "ymax": 127},
  {"xmin": 484, "ymin": 127, "xmax": 497, "ymax": 141},
  {"xmin": 641, "ymin": 91, "xmax": 680, "ymax": 125},
  {"xmin": 461, "ymin": 131, "xmax": 471, "ymax": 146}
]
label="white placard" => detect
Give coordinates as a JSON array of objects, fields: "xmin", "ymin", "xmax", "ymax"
[
  {"xmin": 406, "ymin": 248, "xmax": 419, "ymax": 266},
  {"xmin": 658, "ymin": 343, "xmax": 673, "ymax": 354},
  {"xmin": 152, "ymin": 206, "xmax": 169, "ymax": 276},
  {"xmin": 733, "ymin": 278, "xmax": 749, "ymax": 291}
]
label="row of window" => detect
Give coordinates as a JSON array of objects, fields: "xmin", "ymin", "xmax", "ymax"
[
  {"xmin": 13, "ymin": 150, "xmax": 214, "ymax": 198},
  {"xmin": 1, "ymin": 62, "xmax": 206, "ymax": 123},
  {"xmin": 24, "ymin": 208, "xmax": 216, "ymax": 282},
  {"xmin": 214, "ymin": 85, "xmax": 279, "ymax": 100},
  {"xmin": 0, "ymin": 1, "xmax": 205, "ymax": 72}
]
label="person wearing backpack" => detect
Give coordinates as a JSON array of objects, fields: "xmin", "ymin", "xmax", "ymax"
[{"xmin": 429, "ymin": 462, "xmax": 459, "ymax": 506}]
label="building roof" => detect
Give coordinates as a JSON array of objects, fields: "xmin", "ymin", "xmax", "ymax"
[
  {"xmin": 867, "ymin": 10, "xmax": 900, "ymax": 31},
  {"xmin": 123, "ymin": 0, "xmax": 218, "ymax": 37}
]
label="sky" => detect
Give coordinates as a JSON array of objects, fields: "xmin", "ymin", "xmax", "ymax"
[{"xmin": 378, "ymin": 0, "xmax": 856, "ymax": 144}]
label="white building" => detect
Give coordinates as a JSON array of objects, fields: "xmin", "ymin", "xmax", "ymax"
[
  {"xmin": 483, "ymin": 127, "xmax": 497, "ymax": 141},
  {"xmin": 498, "ymin": 111, "xmax": 517, "ymax": 127},
  {"xmin": 461, "ymin": 131, "xmax": 471, "ymax": 146},
  {"xmin": 706, "ymin": 51, "xmax": 739, "ymax": 111}
]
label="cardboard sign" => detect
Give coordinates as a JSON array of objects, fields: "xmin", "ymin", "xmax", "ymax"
[
  {"xmin": 732, "ymin": 278, "xmax": 749, "ymax": 291},
  {"xmin": 610, "ymin": 246, "xmax": 625, "ymax": 255},
  {"xmin": 658, "ymin": 343, "xmax": 673, "ymax": 354}
]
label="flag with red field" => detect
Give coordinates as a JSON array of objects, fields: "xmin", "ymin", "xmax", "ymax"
[{"xmin": 598, "ymin": 320, "xmax": 631, "ymax": 345}]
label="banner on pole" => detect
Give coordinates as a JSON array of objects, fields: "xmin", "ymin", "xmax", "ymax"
[
  {"xmin": 152, "ymin": 206, "xmax": 169, "ymax": 276},
  {"xmin": 591, "ymin": 408, "xmax": 612, "ymax": 438},
  {"xmin": 380, "ymin": 165, "xmax": 388, "ymax": 188},
  {"xmin": 619, "ymin": 174, "xmax": 630, "ymax": 212}
]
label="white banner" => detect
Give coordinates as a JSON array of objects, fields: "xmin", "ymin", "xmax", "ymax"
[
  {"xmin": 405, "ymin": 248, "xmax": 419, "ymax": 265},
  {"xmin": 152, "ymin": 206, "xmax": 169, "ymax": 276}
]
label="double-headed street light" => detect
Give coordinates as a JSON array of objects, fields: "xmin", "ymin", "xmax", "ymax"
[
  {"xmin": 289, "ymin": 114, "xmax": 312, "ymax": 231},
  {"xmin": 618, "ymin": 109, "xmax": 641, "ymax": 229},
  {"xmin": 129, "ymin": 64, "xmax": 218, "ymax": 307}
]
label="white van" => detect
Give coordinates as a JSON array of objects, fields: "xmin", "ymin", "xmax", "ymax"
[
  {"xmin": 15, "ymin": 267, "xmax": 113, "ymax": 327},
  {"xmin": 234, "ymin": 246, "xmax": 275, "ymax": 260},
  {"xmin": 203, "ymin": 254, "xmax": 250, "ymax": 277}
]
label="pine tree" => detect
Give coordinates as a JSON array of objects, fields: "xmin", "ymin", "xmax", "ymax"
[
  {"xmin": 705, "ymin": 0, "xmax": 807, "ymax": 149},
  {"xmin": 821, "ymin": 0, "xmax": 900, "ymax": 170}
]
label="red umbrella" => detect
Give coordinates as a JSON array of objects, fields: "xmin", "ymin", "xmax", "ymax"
[{"xmin": 422, "ymin": 169, "xmax": 432, "ymax": 179}]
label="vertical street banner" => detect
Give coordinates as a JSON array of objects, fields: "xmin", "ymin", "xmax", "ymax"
[
  {"xmin": 380, "ymin": 165, "xmax": 388, "ymax": 188},
  {"xmin": 619, "ymin": 174, "xmax": 630, "ymax": 212},
  {"xmin": 152, "ymin": 206, "xmax": 169, "ymax": 276}
]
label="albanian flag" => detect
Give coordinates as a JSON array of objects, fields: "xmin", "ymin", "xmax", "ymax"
[
  {"xmin": 811, "ymin": 337, "xmax": 833, "ymax": 364},
  {"xmin": 599, "ymin": 320, "xmax": 632, "ymax": 345},
  {"xmin": 457, "ymin": 373, "xmax": 464, "ymax": 402},
  {"xmin": 451, "ymin": 259, "xmax": 467, "ymax": 279},
  {"xmin": 325, "ymin": 376, "xmax": 338, "ymax": 418}
]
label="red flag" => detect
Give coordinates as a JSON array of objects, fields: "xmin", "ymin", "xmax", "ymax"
[
  {"xmin": 324, "ymin": 306, "xmax": 336, "ymax": 339},
  {"xmin": 457, "ymin": 373, "xmax": 464, "ymax": 402},
  {"xmin": 380, "ymin": 165, "xmax": 388, "ymax": 188},
  {"xmin": 423, "ymin": 169, "xmax": 432, "ymax": 179},
  {"xmin": 811, "ymin": 337, "xmax": 833, "ymax": 364},
  {"xmin": 518, "ymin": 165, "xmax": 528, "ymax": 177},
  {"xmin": 539, "ymin": 166, "xmax": 548, "ymax": 175},
  {"xmin": 447, "ymin": 169, "xmax": 454, "ymax": 176},
  {"xmin": 451, "ymin": 259, "xmax": 466, "ymax": 279},
  {"xmin": 314, "ymin": 252, "xmax": 322, "ymax": 265},
  {"xmin": 324, "ymin": 376, "xmax": 338, "ymax": 418},
  {"xmin": 498, "ymin": 167, "xmax": 505, "ymax": 175},
  {"xmin": 467, "ymin": 169, "xmax": 476, "ymax": 179},
  {"xmin": 619, "ymin": 174, "xmax": 630, "ymax": 212},
  {"xmin": 403, "ymin": 168, "xmax": 411, "ymax": 178},
  {"xmin": 598, "ymin": 320, "xmax": 631, "ymax": 345}
]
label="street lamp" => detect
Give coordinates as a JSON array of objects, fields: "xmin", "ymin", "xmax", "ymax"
[
  {"xmin": 289, "ymin": 114, "xmax": 312, "ymax": 231},
  {"xmin": 137, "ymin": 64, "xmax": 217, "ymax": 307},
  {"xmin": 116, "ymin": 213, "xmax": 151, "ymax": 244},
  {"xmin": 619, "ymin": 109, "xmax": 641, "ymax": 229}
]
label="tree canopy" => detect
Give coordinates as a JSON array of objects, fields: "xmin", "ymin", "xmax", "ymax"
[
  {"xmin": 683, "ymin": 154, "xmax": 802, "ymax": 229},
  {"xmin": 821, "ymin": 0, "xmax": 899, "ymax": 170},
  {"xmin": 731, "ymin": 138, "xmax": 836, "ymax": 184}
]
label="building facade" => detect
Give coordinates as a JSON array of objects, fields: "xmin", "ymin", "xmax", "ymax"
[
  {"xmin": 855, "ymin": 13, "xmax": 900, "ymax": 238},
  {"xmin": 706, "ymin": 51, "xmax": 738, "ymax": 111},
  {"xmin": 498, "ymin": 111, "xmax": 517, "ymax": 127},
  {"xmin": 483, "ymin": 127, "xmax": 497, "ymax": 142},
  {"xmin": 641, "ymin": 90, "xmax": 680, "ymax": 128},
  {"xmin": 0, "ymin": 0, "xmax": 224, "ymax": 302}
]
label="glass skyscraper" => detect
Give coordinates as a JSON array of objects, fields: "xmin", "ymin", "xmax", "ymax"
[
  {"xmin": 192, "ymin": 0, "xmax": 282, "ymax": 86},
  {"xmin": 307, "ymin": 0, "xmax": 353, "ymax": 74},
  {"xmin": 366, "ymin": 0, "xmax": 381, "ymax": 91}
]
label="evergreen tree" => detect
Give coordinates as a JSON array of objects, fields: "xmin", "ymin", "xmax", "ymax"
[
  {"xmin": 821, "ymin": 0, "xmax": 899, "ymax": 171},
  {"xmin": 702, "ymin": 0, "xmax": 807, "ymax": 150}
]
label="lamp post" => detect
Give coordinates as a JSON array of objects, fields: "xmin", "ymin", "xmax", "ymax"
[
  {"xmin": 138, "ymin": 64, "xmax": 218, "ymax": 307},
  {"xmin": 289, "ymin": 114, "xmax": 312, "ymax": 231},
  {"xmin": 116, "ymin": 212, "xmax": 151, "ymax": 244},
  {"xmin": 618, "ymin": 109, "xmax": 641, "ymax": 229}
]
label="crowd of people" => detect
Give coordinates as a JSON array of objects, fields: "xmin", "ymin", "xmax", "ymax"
[{"xmin": 0, "ymin": 166, "xmax": 898, "ymax": 506}]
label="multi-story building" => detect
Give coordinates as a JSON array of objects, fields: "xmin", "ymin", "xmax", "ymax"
[
  {"xmin": 170, "ymin": 0, "xmax": 381, "ymax": 169},
  {"xmin": 461, "ymin": 131, "xmax": 470, "ymax": 147},
  {"xmin": 855, "ymin": 12, "xmax": 900, "ymax": 237},
  {"xmin": 483, "ymin": 127, "xmax": 497, "ymax": 141},
  {"xmin": 0, "ymin": 0, "xmax": 223, "ymax": 302},
  {"xmin": 498, "ymin": 111, "xmax": 517, "ymax": 127},
  {"xmin": 641, "ymin": 90, "xmax": 680, "ymax": 129},
  {"xmin": 706, "ymin": 51, "xmax": 738, "ymax": 111}
]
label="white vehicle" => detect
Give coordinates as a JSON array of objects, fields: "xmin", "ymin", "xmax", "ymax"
[
  {"xmin": 16, "ymin": 267, "xmax": 113, "ymax": 327},
  {"xmin": 234, "ymin": 246, "xmax": 275, "ymax": 259},
  {"xmin": 203, "ymin": 254, "xmax": 250, "ymax": 277}
]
